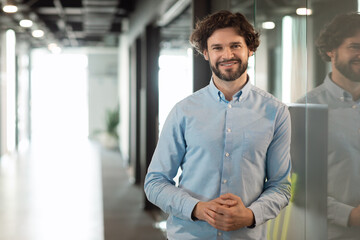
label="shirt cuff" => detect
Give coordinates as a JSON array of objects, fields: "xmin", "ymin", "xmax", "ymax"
[
  {"xmin": 248, "ymin": 202, "xmax": 264, "ymax": 226},
  {"xmin": 183, "ymin": 197, "xmax": 200, "ymax": 221},
  {"xmin": 329, "ymin": 202, "xmax": 354, "ymax": 227}
]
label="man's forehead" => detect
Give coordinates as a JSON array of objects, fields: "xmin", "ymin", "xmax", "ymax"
[
  {"xmin": 343, "ymin": 30, "xmax": 360, "ymax": 43},
  {"xmin": 207, "ymin": 29, "xmax": 246, "ymax": 43}
]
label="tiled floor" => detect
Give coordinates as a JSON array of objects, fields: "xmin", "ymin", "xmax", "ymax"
[
  {"xmin": 0, "ymin": 138, "xmax": 165, "ymax": 240},
  {"xmin": 100, "ymin": 147, "xmax": 166, "ymax": 240}
]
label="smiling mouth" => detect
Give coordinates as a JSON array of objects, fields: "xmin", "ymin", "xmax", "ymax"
[{"xmin": 219, "ymin": 61, "xmax": 239, "ymax": 67}]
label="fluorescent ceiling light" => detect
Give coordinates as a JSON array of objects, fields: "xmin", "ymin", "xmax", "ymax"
[
  {"xmin": 20, "ymin": 19, "xmax": 33, "ymax": 28},
  {"xmin": 296, "ymin": 8, "xmax": 312, "ymax": 16},
  {"xmin": 262, "ymin": 21, "xmax": 276, "ymax": 30},
  {"xmin": 2, "ymin": 4, "xmax": 18, "ymax": 13},
  {"xmin": 32, "ymin": 29, "xmax": 45, "ymax": 38}
]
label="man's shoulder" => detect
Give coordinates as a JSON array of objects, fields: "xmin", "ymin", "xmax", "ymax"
[
  {"xmin": 178, "ymin": 85, "xmax": 209, "ymax": 103},
  {"xmin": 297, "ymin": 83, "xmax": 327, "ymax": 103},
  {"xmin": 173, "ymin": 86, "xmax": 210, "ymax": 111},
  {"xmin": 249, "ymin": 85, "xmax": 287, "ymax": 108}
]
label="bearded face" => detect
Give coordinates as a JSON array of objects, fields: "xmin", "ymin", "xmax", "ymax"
[
  {"xmin": 208, "ymin": 56, "xmax": 248, "ymax": 82},
  {"xmin": 204, "ymin": 28, "xmax": 253, "ymax": 83},
  {"xmin": 334, "ymin": 49, "xmax": 360, "ymax": 83}
]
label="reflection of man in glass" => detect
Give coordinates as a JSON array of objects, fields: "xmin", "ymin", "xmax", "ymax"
[{"xmin": 299, "ymin": 12, "xmax": 360, "ymax": 239}]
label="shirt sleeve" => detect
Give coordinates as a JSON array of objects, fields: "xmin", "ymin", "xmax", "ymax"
[
  {"xmin": 144, "ymin": 105, "xmax": 200, "ymax": 221},
  {"xmin": 328, "ymin": 196, "xmax": 353, "ymax": 227},
  {"xmin": 248, "ymin": 105, "xmax": 292, "ymax": 226}
]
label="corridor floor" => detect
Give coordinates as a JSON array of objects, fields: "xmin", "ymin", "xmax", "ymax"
[{"xmin": 0, "ymin": 138, "xmax": 165, "ymax": 240}]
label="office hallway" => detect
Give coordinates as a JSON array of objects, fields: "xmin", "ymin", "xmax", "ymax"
[{"xmin": 0, "ymin": 139, "xmax": 166, "ymax": 240}]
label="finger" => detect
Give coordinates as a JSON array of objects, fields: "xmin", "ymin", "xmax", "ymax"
[
  {"xmin": 208, "ymin": 216, "xmax": 234, "ymax": 232},
  {"xmin": 220, "ymin": 193, "xmax": 238, "ymax": 200},
  {"xmin": 220, "ymin": 194, "xmax": 246, "ymax": 207},
  {"xmin": 204, "ymin": 207, "xmax": 219, "ymax": 220},
  {"xmin": 203, "ymin": 209, "xmax": 228, "ymax": 230},
  {"xmin": 213, "ymin": 197, "xmax": 237, "ymax": 207},
  {"xmin": 211, "ymin": 205, "xmax": 231, "ymax": 216}
]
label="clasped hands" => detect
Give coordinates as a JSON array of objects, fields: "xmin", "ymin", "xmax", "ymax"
[{"xmin": 192, "ymin": 193, "xmax": 255, "ymax": 231}]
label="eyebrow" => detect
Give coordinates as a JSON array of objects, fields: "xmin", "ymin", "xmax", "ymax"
[{"xmin": 209, "ymin": 42, "xmax": 243, "ymax": 47}]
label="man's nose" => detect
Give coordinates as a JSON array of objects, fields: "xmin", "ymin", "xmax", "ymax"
[{"xmin": 223, "ymin": 47, "xmax": 234, "ymax": 59}]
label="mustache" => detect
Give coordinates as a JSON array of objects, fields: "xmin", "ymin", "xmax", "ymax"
[
  {"xmin": 350, "ymin": 59, "xmax": 360, "ymax": 63},
  {"xmin": 216, "ymin": 58, "xmax": 241, "ymax": 66}
]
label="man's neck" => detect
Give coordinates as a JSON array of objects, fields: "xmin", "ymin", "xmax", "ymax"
[
  {"xmin": 331, "ymin": 70, "xmax": 360, "ymax": 101},
  {"xmin": 213, "ymin": 73, "xmax": 248, "ymax": 101}
]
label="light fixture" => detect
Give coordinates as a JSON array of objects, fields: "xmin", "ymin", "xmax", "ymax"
[
  {"xmin": 19, "ymin": 19, "xmax": 33, "ymax": 28},
  {"xmin": 48, "ymin": 43, "xmax": 62, "ymax": 54},
  {"xmin": 262, "ymin": 21, "xmax": 276, "ymax": 30},
  {"xmin": 2, "ymin": 0, "xmax": 18, "ymax": 13},
  {"xmin": 296, "ymin": 8, "xmax": 313, "ymax": 16},
  {"xmin": 32, "ymin": 29, "xmax": 45, "ymax": 38}
]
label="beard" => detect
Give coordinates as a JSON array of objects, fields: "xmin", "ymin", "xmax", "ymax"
[
  {"xmin": 334, "ymin": 53, "xmax": 360, "ymax": 83},
  {"xmin": 209, "ymin": 57, "xmax": 248, "ymax": 82}
]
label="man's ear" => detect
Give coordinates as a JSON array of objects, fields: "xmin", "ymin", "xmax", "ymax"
[
  {"xmin": 249, "ymin": 50, "xmax": 254, "ymax": 57},
  {"xmin": 327, "ymin": 51, "xmax": 334, "ymax": 59},
  {"xmin": 203, "ymin": 49, "xmax": 209, "ymax": 61}
]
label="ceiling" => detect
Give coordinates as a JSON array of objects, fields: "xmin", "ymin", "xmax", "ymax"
[
  {"xmin": 0, "ymin": 0, "xmax": 137, "ymax": 47},
  {"xmin": 0, "ymin": 0, "xmax": 320, "ymax": 49}
]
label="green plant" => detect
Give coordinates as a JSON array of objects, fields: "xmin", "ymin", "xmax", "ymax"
[{"xmin": 105, "ymin": 107, "xmax": 120, "ymax": 139}]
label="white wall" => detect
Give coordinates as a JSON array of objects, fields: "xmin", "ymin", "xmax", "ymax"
[{"xmin": 87, "ymin": 50, "xmax": 119, "ymax": 138}]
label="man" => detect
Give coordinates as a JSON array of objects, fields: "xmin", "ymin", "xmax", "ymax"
[
  {"xmin": 298, "ymin": 12, "xmax": 360, "ymax": 239},
  {"xmin": 144, "ymin": 10, "xmax": 291, "ymax": 239}
]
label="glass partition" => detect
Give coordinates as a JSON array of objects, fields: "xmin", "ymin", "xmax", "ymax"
[
  {"xmin": 158, "ymin": 1, "xmax": 359, "ymax": 238},
  {"xmin": 238, "ymin": 0, "xmax": 360, "ymax": 239}
]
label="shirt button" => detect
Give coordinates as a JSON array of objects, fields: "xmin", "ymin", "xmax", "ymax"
[
  {"xmin": 352, "ymin": 105, "xmax": 357, "ymax": 109},
  {"xmin": 218, "ymin": 232, "xmax": 222, "ymax": 236},
  {"xmin": 225, "ymin": 153, "xmax": 230, "ymax": 157},
  {"xmin": 223, "ymin": 179, "xmax": 227, "ymax": 184},
  {"xmin": 228, "ymin": 104, "xmax": 232, "ymax": 108},
  {"xmin": 340, "ymin": 97, "xmax": 344, "ymax": 101},
  {"xmin": 227, "ymin": 128, "xmax": 231, "ymax": 132}
]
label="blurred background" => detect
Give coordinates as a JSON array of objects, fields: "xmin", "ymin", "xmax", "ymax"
[{"xmin": 0, "ymin": 0, "xmax": 359, "ymax": 239}]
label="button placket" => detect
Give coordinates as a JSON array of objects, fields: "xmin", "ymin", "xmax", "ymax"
[{"xmin": 221, "ymin": 101, "xmax": 233, "ymax": 195}]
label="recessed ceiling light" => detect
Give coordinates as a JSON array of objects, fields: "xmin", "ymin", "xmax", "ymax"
[
  {"xmin": 2, "ymin": 4, "xmax": 18, "ymax": 13},
  {"xmin": 20, "ymin": 19, "xmax": 33, "ymax": 28},
  {"xmin": 32, "ymin": 30, "xmax": 45, "ymax": 38},
  {"xmin": 296, "ymin": 8, "xmax": 313, "ymax": 16},
  {"xmin": 262, "ymin": 21, "xmax": 276, "ymax": 30}
]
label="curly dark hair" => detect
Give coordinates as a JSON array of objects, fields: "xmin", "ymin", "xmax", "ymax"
[
  {"xmin": 316, "ymin": 12, "xmax": 360, "ymax": 62},
  {"xmin": 189, "ymin": 10, "xmax": 260, "ymax": 55}
]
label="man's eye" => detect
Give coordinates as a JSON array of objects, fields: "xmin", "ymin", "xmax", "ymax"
[
  {"xmin": 213, "ymin": 47, "xmax": 222, "ymax": 50},
  {"xmin": 349, "ymin": 45, "xmax": 360, "ymax": 50}
]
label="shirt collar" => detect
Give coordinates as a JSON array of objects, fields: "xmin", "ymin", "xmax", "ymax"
[
  {"xmin": 209, "ymin": 75, "xmax": 252, "ymax": 103},
  {"xmin": 324, "ymin": 73, "xmax": 353, "ymax": 101}
]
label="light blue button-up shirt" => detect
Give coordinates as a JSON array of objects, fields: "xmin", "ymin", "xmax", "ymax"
[
  {"xmin": 144, "ymin": 79, "xmax": 292, "ymax": 240},
  {"xmin": 298, "ymin": 74, "xmax": 360, "ymax": 240}
]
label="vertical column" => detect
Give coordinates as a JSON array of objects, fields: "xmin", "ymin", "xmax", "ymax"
[
  {"xmin": 139, "ymin": 24, "xmax": 160, "ymax": 210},
  {"xmin": 191, "ymin": 0, "xmax": 231, "ymax": 92},
  {"xmin": 0, "ymin": 30, "xmax": 17, "ymax": 155},
  {"xmin": 129, "ymin": 39, "xmax": 142, "ymax": 185},
  {"xmin": 135, "ymin": 38, "xmax": 142, "ymax": 185},
  {"xmin": 191, "ymin": 0, "xmax": 211, "ymax": 92}
]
